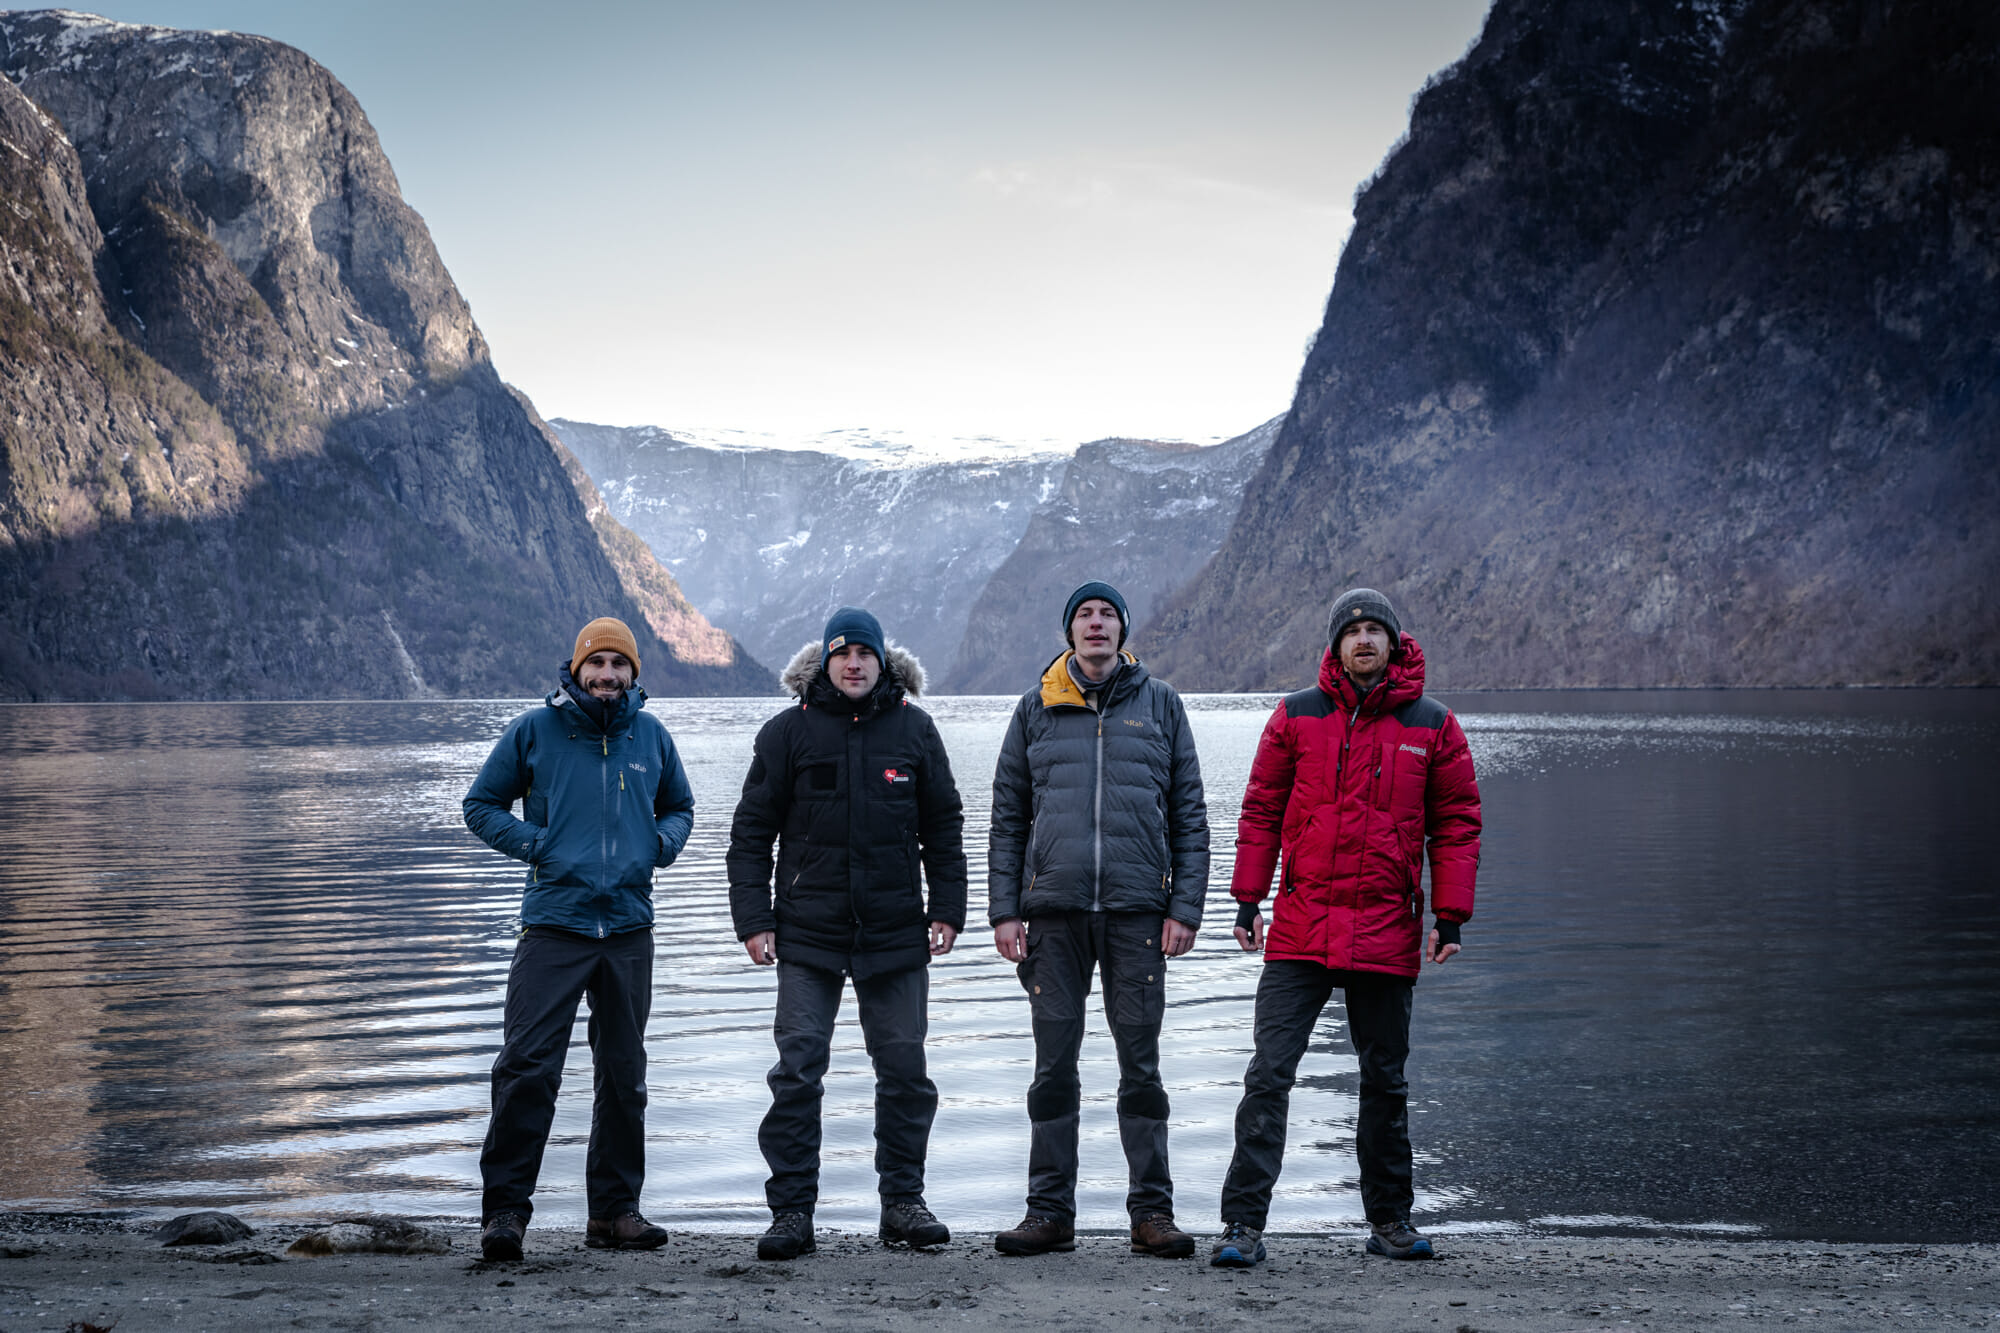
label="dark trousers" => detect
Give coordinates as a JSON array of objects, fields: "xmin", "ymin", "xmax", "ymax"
[
  {"xmin": 759, "ymin": 960, "xmax": 937, "ymax": 1212},
  {"xmin": 1219, "ymin": 959, "xmax": 1415, "ymax": 1228},
  {"xmin": 1019, "ymin": 910, "xmax": 1173, "ymax": 1223},
  {"xmin": 480, "ymin": 925, "xmax": 653, "ymax": 1223}
]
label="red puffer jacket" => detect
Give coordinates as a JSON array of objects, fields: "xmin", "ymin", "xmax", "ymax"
[{"xmin": 1230, "ymin": 635, "xmax": 1480, "ymax": 978}]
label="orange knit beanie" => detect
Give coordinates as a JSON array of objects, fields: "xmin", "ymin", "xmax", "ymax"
[{"xmin": 571, "ymin": 616, "xmax": 641, "ymax": 678}]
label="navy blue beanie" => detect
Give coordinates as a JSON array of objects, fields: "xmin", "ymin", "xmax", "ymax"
[
  {"xmin": 1063, "ymin": 580, "xmax": 1129, "ymax": 648},
  {"xmin": 821, "ymin": 606, "xmax": 885, "ymax": 666}
]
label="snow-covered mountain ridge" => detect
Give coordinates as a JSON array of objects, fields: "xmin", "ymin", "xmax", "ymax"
[{"xmin": 551, "ymin": 418, "xmax": 1279, "ymax": 688}]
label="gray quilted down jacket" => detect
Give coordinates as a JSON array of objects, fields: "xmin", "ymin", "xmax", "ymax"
[{"xmin": 987, "ymin": 651, "xmax": 1209, "ymax": 927}]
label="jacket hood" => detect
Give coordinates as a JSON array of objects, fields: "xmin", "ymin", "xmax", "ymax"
[
  {"xmin": 1318, "ymin": 633, "xmax": 1426, "ymax": 712},
  {"xmin": 1038, "ymin": 649, "xmax": 1144, "ymax": 708},
  {"xmin": 779, "ymin": 638, "xmax": 927, "ymax": 701}
]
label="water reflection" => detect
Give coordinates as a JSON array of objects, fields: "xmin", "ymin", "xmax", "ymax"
[{"xmin": 0, "ymin": 691, "xmax": 1994, "ymax": 1242}]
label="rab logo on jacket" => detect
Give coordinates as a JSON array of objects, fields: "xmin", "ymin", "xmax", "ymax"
[{"xmin": 883, "ymin": 768, "xmax": 912, "ymax": 784}]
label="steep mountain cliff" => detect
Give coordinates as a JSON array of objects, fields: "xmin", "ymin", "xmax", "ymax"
[
  {"xmin": 945, "ymin": 419, "xmax": 1278, "ymax": 693},
  {"xmin": 1150, "ymin": 0, "xmax": 1999, "ymax": 689},
  {"xmin": 0, "ymin": 10, "xmax": 766, "ymax": 699},
  {"xmin": 553, "ymin": 419, "xmax": 1070, "ymax": 674}
]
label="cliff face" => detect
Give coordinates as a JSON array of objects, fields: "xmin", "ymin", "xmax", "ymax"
[
  {"xmin": 1150, "ymin": 0, "xmax": 2000, "ymax": 689},
  {"xmin": 554, "ymin": 419, "xmax": 1070, "ymax": 675},
  {"xmin": 0, "ymin": 11, "xmax": 766, "ymax": 699},
  {"xmin": 944, "ymin": 420, "xmax": 1278, "ymax": 693}
]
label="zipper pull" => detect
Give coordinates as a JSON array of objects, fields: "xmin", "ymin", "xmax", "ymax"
[{"xmin": 602, "ymin": 736, "xmax": 608, "ymax": 756}]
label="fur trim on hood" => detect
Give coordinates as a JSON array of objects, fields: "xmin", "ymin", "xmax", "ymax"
[{"xmin": 780, "ymin": 639, "xmax": 927, "ymax": 700}]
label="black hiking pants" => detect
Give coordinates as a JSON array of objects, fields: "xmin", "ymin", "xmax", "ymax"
[
  {"xmin": 759, "ymin": 959, "xmax": 937, "ymax": 1212},
  {"xmin": 1018, "ymin": 910, "xmax": 1174, "ymax": 1223},
  {"xmin": 1219, "ymin": 959, "xmax": 1415, "ymax": 1228},
  {"xmin": 481, "ymin": 924, "xmax": 653, "ymax": 1223}
]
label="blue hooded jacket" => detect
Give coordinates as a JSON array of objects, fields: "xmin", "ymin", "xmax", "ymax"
[{"xmin": 463, "ymin": 671, "xmax": 695, "ymax": 937}]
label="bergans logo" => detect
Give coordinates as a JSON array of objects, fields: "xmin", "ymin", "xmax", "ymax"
[
  {"xmin": 883, "ymin": 768, "xmax": 911, "ymax": 784},
  {"xmin": 828, "ymin": 634, "xmax": 847, "ymax": 651},
  {"xmin": 1399, "ymin": 743, "xmax": 1428, "ymax": 757}
]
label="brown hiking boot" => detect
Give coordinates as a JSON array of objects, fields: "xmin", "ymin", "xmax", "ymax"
[
  {"xmin": 1130, "ymin": 1212, "xmax": 1196, "ymax": 1258},
  {"xmin": 994, "ymin": 1212, "xmax": 1075, "ymax": 1256},
  {"xmin": 480, "ymin": 1211, "xmax": 526, "ymax": 1262},
  {"xmin": 586, "ymin": 1210, "xmax": 670, "ymax": 1251}
]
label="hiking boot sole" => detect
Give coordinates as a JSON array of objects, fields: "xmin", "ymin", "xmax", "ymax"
[
  {"xmin": 480, "ymin": 1236, "xmax": 524, "ymax": 1262},
  {"xmin": 994, "ymin": 1235, "xmax": 1076, "ymax": 1256},
  {"xmin": 880, "ymin": 1228, "xmax": 951, "ymax": 1250},
  {"xmin": 757, "ymin": 1237, "xmax": 816, "ymax": 1261},
  {"xmin": 1132, "ymin": 1236, "xmax": 1197, "ymax": 1258},
  {"xmin": 586, "ymin": 1234, "xmax": 670, "ymax": 1251}
]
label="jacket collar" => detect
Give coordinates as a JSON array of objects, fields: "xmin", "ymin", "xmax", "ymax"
[
  {"xmin": 548, "ymin": 665, "xmax": 647, "ymax": 733},
  {"xmin": 1039, "ymin": 649, "xmax": 1143, "ymax": 708},
  {"xmin": 1316, "ymin": 633, "xmax": 1426, "ymax": 714}
]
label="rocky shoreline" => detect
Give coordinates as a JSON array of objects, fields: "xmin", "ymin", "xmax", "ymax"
[{"xmin": 1, "ymin": 1213, "xmax": 1993, "ymax": 1330}]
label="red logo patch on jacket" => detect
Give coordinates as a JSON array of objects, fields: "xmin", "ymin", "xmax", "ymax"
[{"xmin": 884, "ymin": 768, "xmax": 911, "ymax": 784}]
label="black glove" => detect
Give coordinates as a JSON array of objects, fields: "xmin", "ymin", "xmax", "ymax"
[
  {"xmin": 1433, "ymin": 918, "xmax": 1461, "ymax": 947},
  {"xmin": 1235, "ymin": 901, "xmax": 1261, "ymax": 932}
]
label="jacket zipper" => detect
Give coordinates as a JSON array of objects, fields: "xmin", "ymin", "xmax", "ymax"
[
  {"xmin": 597, "ymin": 729, "xmax": 610, "ymax": 937},
  {"xmin": 1296, "ymin": 691, "xmax": 1367, "ymax": 896},
  {"xmin": 1091, "ymin": 710, "xmax": 1105, "ymax": 911}
]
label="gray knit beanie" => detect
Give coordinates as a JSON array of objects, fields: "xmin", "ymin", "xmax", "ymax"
[{"xmin": 1327, "ymin": 587, "xmax": 1401, "ymax": 647}]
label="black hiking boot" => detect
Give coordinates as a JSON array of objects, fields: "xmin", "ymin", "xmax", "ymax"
[
  {"xmin": 757, "ymin": 1210, "xmax": 816, "ymax": 1261},
  {"xmin": 480, "ymin": 1212, "xmax": 526, "ymax": 1262},
  {"xmin": 879, "ymin": 1198, "xmax": 950, "ymax": 1248}
]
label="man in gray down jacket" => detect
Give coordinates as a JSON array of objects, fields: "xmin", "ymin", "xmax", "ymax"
[
  {"xmin": 462, "ymin": 616, "xmax": 696, "ymax": 1262},
  {"xmin": 988, "ymin": 580, "xmax": 1210, "ymax": 1258}
]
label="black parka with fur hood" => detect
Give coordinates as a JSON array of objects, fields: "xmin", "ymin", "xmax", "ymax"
[
  {"xmin": 988, "ymin": 651, "xmax": 1209, "ymax": 928},
  {"xmin": 728, "ymin": 640, "xmax": 968, "ymax": 979}
]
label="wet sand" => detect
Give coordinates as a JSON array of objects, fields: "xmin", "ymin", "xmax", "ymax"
[{"xmin": 2, "ymin": 1215, "xmax": 1994, "ymax": 1330}]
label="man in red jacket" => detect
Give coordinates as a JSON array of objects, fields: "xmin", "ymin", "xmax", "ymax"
[{"xmin": 1209, "ymin": 588, "xmax": 1481, "ymax": 1269}]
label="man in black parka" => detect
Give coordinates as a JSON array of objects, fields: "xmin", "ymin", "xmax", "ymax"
[
  {"xmin": 729, "ymin": 606, "xmax": 969, "ymax": 1261},
  {"xmin": 988, "ymin": 581, "xmax": 1210, "ymax": 1258}
]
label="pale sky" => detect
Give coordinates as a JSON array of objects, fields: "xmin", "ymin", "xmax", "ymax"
[{"xmin": 60, "ymin": 1, "xmax": 1492, "ymax": 447}]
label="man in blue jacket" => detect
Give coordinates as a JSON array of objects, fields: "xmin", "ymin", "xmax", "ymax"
[{"xmin": 463, "ymin": 616, "xmax": 695, "ymax": 1261}]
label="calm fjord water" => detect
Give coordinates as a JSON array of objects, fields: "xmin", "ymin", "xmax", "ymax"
[{"xmin": 0, "ymin": 692, "xmax": 1994, "ymax": 1242}]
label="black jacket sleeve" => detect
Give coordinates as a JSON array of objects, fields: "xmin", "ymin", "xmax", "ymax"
[
  {"xmin": 727, "ymin": 713, "xmax": 790, "ymax": 941},
  {"xmin": 1162, "ymin": 686, "xmax": 1211, "ymax": 928},
  {"xmin": 915, "ymin": 713, "xmax": 968, "ymax": 931},
  {"xmin": 986, "ymin": 694, "xmax": 1034, "ymax": 923}
]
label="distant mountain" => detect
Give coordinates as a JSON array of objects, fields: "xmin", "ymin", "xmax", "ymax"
[
  {"xmin": 946, "ymin": 420, "xmax": 1279, "ymax": 693},
  {"xmin": 0, "ymin": 10, "xmax": 766, "ymax": 699},
  {"xmin": 552, "ymin": 419, "xmax": 1070, "ymax": 675},
  {"xmin": 1150, "ymin": 0, "xmax": 1999, "ymax": 689},
  {"xmin": 553, "ymin": 419, "xmax": 1279, "ymax": 687}
]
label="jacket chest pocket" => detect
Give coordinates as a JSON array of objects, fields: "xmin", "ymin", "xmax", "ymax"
[
  {"xmin": 874, "ymin": 756, "xmax": 919, "ymax": 803},
  {"xmin": 1378, "ymin": 742, "xmax": 1429, "ymax": 820}
]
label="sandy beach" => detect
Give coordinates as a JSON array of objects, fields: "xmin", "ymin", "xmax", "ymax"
[{"xmin": 2, "ymin": 1213, "xmax": 1993, "ymax": 1331}]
